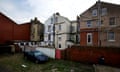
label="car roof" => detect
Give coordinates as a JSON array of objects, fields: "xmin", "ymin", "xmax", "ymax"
[{"xmin": 31, "ymin": 50, "xmax": 42, "ymax": 53}]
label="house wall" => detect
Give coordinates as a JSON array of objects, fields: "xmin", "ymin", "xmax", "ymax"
[
  {"xmin": 80, "ymin": 2, "xmax": 99, "ymax": 46},
  {"xmin": 31, "ymin": 24, "xmax": 39, "ymax": 41},
  {"xmin": 80, "ymin": 28, "xmax": 98, "ymax": 46},
  {"xmin": 100, "ymin": 4, "xmax": 120, "ymax": 47},
  {"xmin": 70, "ymin": 21, "xmax": 78, "ymax": 43},
  {"xmin": 54, "ymin": 14, "xmax": 71, "ymax": 49},
  {"xmin": 55, "ymin": 34, "xmax": 67, "ymax": 49},
  {"xmin": 80, "ymin": 2, "xmax": 120, "ymax": 47},
  {"xmin": 44, "ymin": 16, "xmax": 54, "ymax": 46},
  {"xmin": 30, "ymin": 18, "xmax": 44, "ymax": 41},
  {"xmin": 101, "ymin": 32, "xmax": 120, "ymax": 47},
  {"xmin": 71, "ymin": 21, "xmax": 77, "ymax": 33}
]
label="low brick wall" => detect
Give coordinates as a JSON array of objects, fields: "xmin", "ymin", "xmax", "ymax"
[{"xmin": 61, "ymin": 46, "xmax": 120, "ymax": 67}]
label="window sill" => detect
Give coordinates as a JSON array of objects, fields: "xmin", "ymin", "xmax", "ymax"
[
  {"xmin": 87, "ymin": 43, "xmax": 93, "ymax": 46},
  {"xmin": 108, "ymin": 40, "xmax": 115, "ymax": 42},
  {"xmin": 109, "ymin": 25, "xmax": 117, "ymax": 27}
]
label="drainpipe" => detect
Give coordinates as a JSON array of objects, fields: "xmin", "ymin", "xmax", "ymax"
[
  {"xmin": 98, "ymin": 0, "xmax": 101, "ymax": 47},
  {"xmin": 53, "ymin": 14, "xmax": 55, "ymax": 48}
]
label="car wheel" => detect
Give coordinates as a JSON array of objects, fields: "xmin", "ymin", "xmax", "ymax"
[
  {"xmin": 35, "ymin": 60, "xmax": 39, "ymax": 64},
  {"xmin": 24, "ymin": 56, "xmax": 27, "ymax": 59}
]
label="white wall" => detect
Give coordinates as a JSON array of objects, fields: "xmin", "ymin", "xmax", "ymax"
[
  {"xmin": 54, "ymin": 15, "xmax": 71, "ymax": 49},
  {"xmin": 36, "ymin": 47, "xmax": 55, "ymax": 59},
  {"xmin": 44, "ymin": 16, "xmax": 54, "ymax": 46}
]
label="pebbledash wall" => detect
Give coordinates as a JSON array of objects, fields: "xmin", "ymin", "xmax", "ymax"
[{"xmin": 0, "ymin": 12, "xmax": 30, "ymax": 44}]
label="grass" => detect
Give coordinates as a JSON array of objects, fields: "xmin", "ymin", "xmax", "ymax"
[{"xmin": 0, "ymin": 53, "xmax": 94, "ymax": 72}]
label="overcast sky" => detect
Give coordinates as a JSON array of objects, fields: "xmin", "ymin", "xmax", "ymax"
[{"xmin": 0, "ymin": 0, "xmax": 120, "ymax": 24}]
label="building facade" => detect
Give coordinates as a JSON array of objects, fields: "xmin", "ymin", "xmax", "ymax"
[
  {"xmin": 44, "ymin": 13, "xmax": 80, "ymax": 49},
  {"xmin": 54, "ymin": 13, "xmax": 71, "ymax": 49},
  {"xmin": 30, "ymin": 17, "xmax": 44, "ymax": 42},
  {"xmin": 44, "ymin": 14, "xmax": 55, "ymax": 46},
  {"xmin": 44, "ymin": 13, "xmax": 79, "ymax": 49},
  {"xmin": 79, "ymin": 1, "xmax": 120, "ymax": 47}
]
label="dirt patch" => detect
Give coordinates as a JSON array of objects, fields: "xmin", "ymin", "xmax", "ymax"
[{"xmin": 0, "ymin": 65, "xmax": 12, "ymax": 72}]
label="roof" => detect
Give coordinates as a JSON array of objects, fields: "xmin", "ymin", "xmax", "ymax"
[
  {"xmin": 0, "ymin": 12, "xmax": 31, "ymax": 25},
  {"xmin": 80, "ymin": 1, "xmax": 120, "ymax": 16},
  {"xmin": 0, "ymin": 12, "xmax": 17, "ymax": 24}
]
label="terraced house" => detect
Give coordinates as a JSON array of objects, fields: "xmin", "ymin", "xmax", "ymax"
[
  {"xmin": 30, "ymin": 17, "xmax": 44, "ymax": 42},
  {"xmin": 54, "ymin": 13, "xmax": 79, "ymax": 49},
  {"xmin": 44, "ymin": 13, "xmax": 80, "ymax": 49},
  {"xmin": 79, "ymin": 1, "xmax": 120, "ymax": 47}
]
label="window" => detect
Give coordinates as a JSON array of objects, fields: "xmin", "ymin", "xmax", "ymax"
[
  {"xmin": 48, "ymin": 34, "xmax": 51, "ymax": 40},
  {"xmin": 108, "ymin": 32, "xmax": 115, "ymax": 41},
  {"xmin": 87, "ymin": 20, "xmax": 92, "ymax": 27},
  {"xmin": 76, "ymin": 35, "xmax": 79, "ymax": 43},
  {"xmin": 48, "ymin": 25, "xmax": 51, "ymax": 32},
  {"xmin": 58, "ymin": 37, "xmax": 61, "ymax": 41},
  {"xmin": 87, "ymin": 33, "xmax": 92, "ymax": 44},
  {"xmin": 59, "ymin": 44, "xmax": 61, "ymax": 48},
  {"xmin": 45, "ymin": 34, "xmax": 47, "ymax": 37},
  {"xmin": 71, "ymin": 26, "xmax": 75, "ymax": 32},
  {"xmin": 59, "ymin": 24, "xmax": 61, "ymax": 30},
  {"xmin": 109, "ymin": 17, "xmax": 115, "ymax": 25},
  {"xmin": 51, "ymin": 18, "xmax": 53, "ymax": 24},
  {"xmin": 101, "ymin": 8, "xmax": 107, "ymax": 16},
  {"xmin": 92, "ymin": 9, "xmax": 97, "ymax": 16},
  {"xmin": 55, "ymin": 17, "xmax": 58, "ymax": 23},
  {"xmin": 97, "ymin": 20, "xmax": 103, "ymax": 26}
]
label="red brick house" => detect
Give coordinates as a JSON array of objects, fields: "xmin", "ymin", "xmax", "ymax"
[
  {"xmin": 0, "ymin": 12, "xmax": 30, "ymax": 44},
  {"xmin": 79, "ymin": 1, "xmax": 120, "ymax": 47}
]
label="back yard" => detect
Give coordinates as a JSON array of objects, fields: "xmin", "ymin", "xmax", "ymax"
[{"xmin": 0, "ymin": 53, "xmax": 94, "ymax": 72}]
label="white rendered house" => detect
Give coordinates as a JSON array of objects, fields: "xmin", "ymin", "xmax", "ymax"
[{"xmin": 44, "ymin": 13, "xmax": 80, "ymax": 49}]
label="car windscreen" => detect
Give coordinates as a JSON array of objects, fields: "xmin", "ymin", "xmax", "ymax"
[{"xmin": 34, "ymin": 52, "xmax": 43, "ymax": 56}]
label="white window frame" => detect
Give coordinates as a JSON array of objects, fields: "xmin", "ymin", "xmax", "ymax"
[
  {"xmin": 87, "ymin": 20, "xmax": 92, "ymax": 27},
  {"xmin": 107, "ymin": 32, "xmax": 115, "ymax": 42},
  {"xmin": 48, "ymin": 34, "xmax": 51, "ymax": 41},
  {"xmin": 109, "ymin": 17, "xmax": 116, "ymax": 26},
  {"xmin": 101, "ymin": 8, "xmax": 107, "ymax": 16},
  {"xmin": 87, "ymin": 33, "xmax": 92, "ymax": 44},
  {"xmin": 51, "ymin": 18, "xmax": 53, "ymax": 24},
  {"xmin": 58, "ymin": 37, "xmax": 61, "ymax": 41},
  {"xmin": 48, "ymin": 25, "xmax": 51, "ymax": 32},
  {"xmin": 59, "ymin": 24, "xmax": 61, "ymax": 30},
  {"xmin": 55, "ymin": 17, "xmax": 58, "ymax": 23},
  {"xmin": 92, "ymin": 9, "xmax": 97, "ymax": 16}
]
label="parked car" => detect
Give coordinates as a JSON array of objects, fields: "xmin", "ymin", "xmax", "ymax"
[{"xmin": 24, "ymin": 50, "xmax": 48, "ymax": 63}]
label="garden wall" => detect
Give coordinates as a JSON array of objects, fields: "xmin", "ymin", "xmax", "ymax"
[
  {"xmin": 61, "ymin": 46, "xmax": 120, "ymax": 67},
  {"xmin": 36, "ymin": 47, "xmax": 55, "ymax": 59}
]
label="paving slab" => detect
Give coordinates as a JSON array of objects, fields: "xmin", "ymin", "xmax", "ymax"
[{"xmin": 94, "ymin": 64, "xmax": 120, "ymax": 72}]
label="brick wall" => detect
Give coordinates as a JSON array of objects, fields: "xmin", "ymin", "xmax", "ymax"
[
  {"xmin": 80, "ymin": 28, "xmax": 98, "ymax": 46},
  {"xmin": 61, "ymin": 46, "xmax": 120, "ymax": 67}
]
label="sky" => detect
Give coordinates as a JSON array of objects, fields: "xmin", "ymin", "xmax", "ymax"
[{"xmin": 0, "ymin": 0, "xmax": 120, "ymax": 24}]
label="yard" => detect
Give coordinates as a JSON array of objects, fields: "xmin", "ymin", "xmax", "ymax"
[{"xmin": 0, "ymin": 53, "xmax": 94, "ymax": 72}]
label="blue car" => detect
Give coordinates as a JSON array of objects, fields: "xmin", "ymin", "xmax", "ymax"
[{"xmin": 24, "ymin": 50, "xmax": 48, "ymax": 63}]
